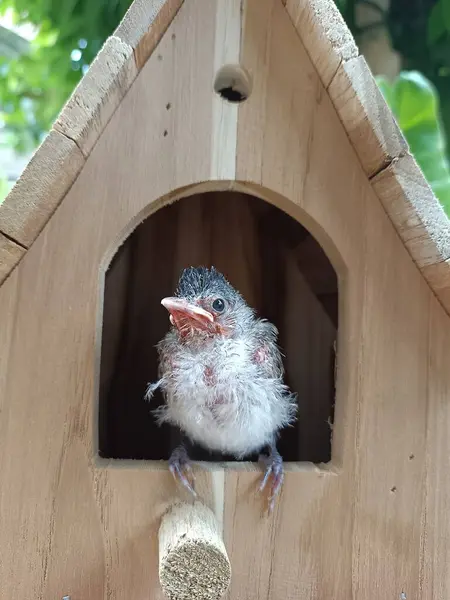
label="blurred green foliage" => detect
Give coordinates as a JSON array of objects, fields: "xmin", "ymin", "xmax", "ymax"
[
  {"xmin": 389, "ymin": 0, "xmax": 450, "ymax": 163},
  {"xmin": 0, "ymin": 0, "xmax": 132, "ymax": 153},
  {"xmin": 378, "ymin": 71, "xmax": 450, "ymax": 213},
  {"xmin": 0, "ymin": 168, "xmax": 9, "ymax": 198},
  {"xmin": 336, "ymin": 0, "xmax": 450, "ymax": 214}
]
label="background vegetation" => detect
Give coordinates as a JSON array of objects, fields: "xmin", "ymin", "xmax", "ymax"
[{"xmin": 1, "ymin": 0, "xmax": 450, "ymax": 213}]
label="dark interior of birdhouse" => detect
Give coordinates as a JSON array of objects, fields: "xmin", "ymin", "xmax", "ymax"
[{"xmin": 98, "ymin": 191, "xmax": 338, "ymax": 464}]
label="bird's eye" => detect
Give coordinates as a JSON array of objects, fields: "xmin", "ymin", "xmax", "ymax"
[{"xmin": 212, "ymin": 298, "xmax": 225, "ymax": 313}]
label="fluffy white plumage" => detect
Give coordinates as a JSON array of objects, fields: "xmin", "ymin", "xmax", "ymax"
[
  {"xmin": 146, "ymin": 266, "xmax": 297, "ymax": 510},
  {"xmin": 147, "ymin": 318, "xmax": 297, "ymax": 458}
]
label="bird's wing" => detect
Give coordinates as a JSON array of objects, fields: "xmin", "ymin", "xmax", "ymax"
[
  {"xmin": 144, "ymin": 379, "xmax": 162, "ymax": 401},
  {"xmin": 252, "ymin": 319, "xmax": 285, "ymax": 379},
  {"xmin": 145, "ymin": 331, "xmax": 178, "ymax": 401}
]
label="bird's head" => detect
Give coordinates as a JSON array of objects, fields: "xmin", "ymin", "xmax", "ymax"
[{"xmin": 161, "ymin": 266, "xmax": 253, "ymax": 340}]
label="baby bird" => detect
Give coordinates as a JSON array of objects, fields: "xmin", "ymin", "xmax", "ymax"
[{"xmin": 146, "ymin": 266, "xmax": 297, "ymax": 511}]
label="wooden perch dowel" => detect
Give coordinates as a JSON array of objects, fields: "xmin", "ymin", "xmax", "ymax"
[{"xmin": 158, "ymin": 501, "xmax": 231, "ymax": 600}]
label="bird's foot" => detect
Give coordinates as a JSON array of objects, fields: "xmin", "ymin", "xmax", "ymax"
[
  {"xmin": 258, "ymin": 446, "xmax": 284, "ymax": 514},
  {"xmin": 169, "ymin": 445, "xmax": 197, "ymax": 498}
]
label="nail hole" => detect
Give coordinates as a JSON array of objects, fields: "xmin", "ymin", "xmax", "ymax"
[
  {"xmin": 213, "ymin": 64, "xmax": 252, "ymax": 104},
  {"xmin": 166, "ymin": 103, "xmax": 171, "ymax": 110},
  {"xmin": 157, "ymin": 54, "xmax": 162, "ymax": 61},
  {"xmin": 163, "ymin": 130, "xmax": 168, "ymax": 137},
  {"xmin": 390, "ymin": 486, "xmax": 397, "ymax": 493},
  {"xmin": 409, "ymin": 454, "xmax": 414, "ymax": 460},
  {"xmin": 171, "ymin": 33, "xmax": 176, "ymax": 40}
]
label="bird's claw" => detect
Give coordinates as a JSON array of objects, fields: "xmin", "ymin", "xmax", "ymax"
[
  {"xmin": 258, "ymin": 448, "xmax": 284, "ymax": 514},
  {"xmin": 169, "ymin": 445, "xmax": 197, "ymax": 498}
]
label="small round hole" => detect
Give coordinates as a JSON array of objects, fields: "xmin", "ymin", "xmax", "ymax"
[
  {"xmin": 163, "ymin": 130, "xmax": 168, "ymax": 137},
  {"xmin": 390, "ymin": 486, "xmax": 397, "ymax": 493},
  {"xmin": 213, "ymin": 64, "xmax": 252, "ymax": 104},
  {"xmin": 166, "ymin": 102, "xmax": 171, "ymax": 110}
]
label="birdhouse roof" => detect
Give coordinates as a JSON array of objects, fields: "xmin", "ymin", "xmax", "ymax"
[{"xmin": 1, "ymin": 0, "xmax": 449, "ymax": 314}]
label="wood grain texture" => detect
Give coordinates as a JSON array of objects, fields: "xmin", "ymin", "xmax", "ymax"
[
  {"xmin": 0, "ymin": 1, "xmax": 232, "ymax": 597},
  {"xmin": 328, "ymin": 54, "xmax": 408, "ymax": 177},
  {"xmin": 158, "ymin": 501, "xmax": 231, "ymax": 600},
  {"xmin": 0, "ymin": 267, "xmax": 18, "ymax": 418},
  {"xmin": 422, "ymin": 258, "xmax": 450, "ymax": 313},
  {"xmin": 422, "ymin": 302, "xmax": 450, "ymax": 599},
  {"xmin": 0, "ymin": 0, "xmax": 449, "ymax": 598},
  {"xmin": 115, "ymin": 0, "xmax": 184, "ymax": 69},
  {"xmin": 0, "ymin": 129, "xmax": 85, "ymax": 247},
  {"xmin": 235, "ymin": 0, "xmax": 434, "ymax": 596},
  {"xmin": 284, "ymin": 0, "xmax": 358, "ymax": 88},
  {"xmin": 371, "ymin": 155, "xmax": 450, "ymax": 265},
  {"xmin": 0, "ymin": 233, "xmax": 25, "ymax": 285},
  {"xmin": 371, "ymin": 154, "xmax": 450, "ymax": 312},
  {"xmin": 54, "ymin": 36, "xmax": 138, "ymax": 158},
  {"xmin": 210, "ymin": 0, "xmax": 241, "ymax": 180},
  {"xmin": 351, "ymin": 186, "xmax": 430, "ymax": 599},
  {"xmin": 235, "ymin": 0, "xmax": 364, "ymax": 596},
  {"xmin": 282, "ymin": 0, "xmax": 450, "ymax": 317},
  {"xmin": 281, "ymin": 250, "xmax": 336, "ymax": 462}
]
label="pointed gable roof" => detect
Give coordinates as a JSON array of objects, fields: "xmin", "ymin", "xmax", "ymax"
[{"xmin": 1, "ymin": 0, "xmax": 449, "ymax": 313}]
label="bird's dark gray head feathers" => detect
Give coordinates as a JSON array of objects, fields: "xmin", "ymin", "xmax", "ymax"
[{"xmin": 175, "ymin": 266, "xmax": 243, "ymax": 305}]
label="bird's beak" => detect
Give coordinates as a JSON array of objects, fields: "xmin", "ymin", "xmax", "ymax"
[{"xmin": 161, "ymin": 297, "xmax": 214, "ymax": 332}]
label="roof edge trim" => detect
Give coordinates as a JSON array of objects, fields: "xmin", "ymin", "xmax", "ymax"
[
  {"xmin": 0, "ymin": 0, "xmax": 182, "ymax": 282},
  {"xmin": 284, "ymin": 0, "xmax": 450, "ymax": 315}
]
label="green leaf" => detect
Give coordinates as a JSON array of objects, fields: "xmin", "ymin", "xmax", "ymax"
[
  {"xmin": 394, "ymin": 72, "xmax": 437, "ymax": 130},
  {"xmin": 0, "ymin": 0, "xmax": 133, "ymax": 153},
  {"xmin": 443, "ymin": 0, "xmax": 450, "ymax": 32},
  {"xmin": 334, "ymin": 0, "xmax": 347, "ymax": 10},
  {"xmin": 376, "ymin": 77, "xmax": 395, "ymax": 110},
  {"xmin": 427, "ymin": 1, "xmax": 447, "ymax": 45},
  {"xmin": 377, "ymin": 71, "xmax": 450, "ymax": 215}
]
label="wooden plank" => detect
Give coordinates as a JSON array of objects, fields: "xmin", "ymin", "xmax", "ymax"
[
  {"xmin": 0, "ymin": 1, "xmax": 234, "ymax": 596},
  {"xmin": 351, "ymin": 191, "xmax": 430, "ymax": 598},
  {"xmin": 371, "ymin": 156, "xmax": 450, "ymax": 266},
  {"xmin": 238, "ymin": 0, "xmax": 366, "ymax": 271},
  {"xmin": 422, "ymin": 258, "xmax": 450, "ymax": 314},
  {"xmin": 40, "ymin": 438, "xmax": 106, "ymax": 599},
  {"xmin": 284, "ymin": 1, "xmax": 450, "ymax": 320},
  {"xmin": 281, "ymin": 250, "xmax": 336, "ymax": 462},
  {"xmin": 210, "ymin": 0, "xmax": 241, "ymax": 180},
  {"xmin": 236, "ymin": 0, "xmax": 366, "ymax": 596},
  {"xmin": 224, "ymin": 467, "xmax": 345, "ymax": 599},
  {"xmin": 54, "ymin": 36, "xmax": 138, "ymax": 158},
  {"xmin": 237, "ymin": 0, "xmax": 432, "ymax": 596},
  {"xmin": 0, "ymin": 0, "xmax": 445, "ymax": 598},
  {"xmin": 0, "ymin": 233, "xmax": 25, "ymax": 285},
  {"xmin": 284, "ymin": 0, "xmax": 358, "ymax": 88},
  {"xmin": 328, "ymin": 55, "xmax": 408, "ymax": 177},
  {"xmin": 371, "ymin": 154, "xmax": 450, "ymax": 313},
  {"xmin": 294, "ymin": 233, "xmax": 337, "ymax": 295},
  {"xmin": 115, "ymin": 0, "xmax": 184, "ymax": 70},
  {"xmin": 0, "ymin": 130, "xmax": 85, "ymax": 247},
  {"xmin": 0, "ymin": 268, "xmax": 18, "ymax": 418},
  {"xmin": 209, "ymin": 193, "xmax": 263, "ymax": 309},
  {"xmin": 422, "ymin": 300, "xmax": 450, "ymax": 599}
]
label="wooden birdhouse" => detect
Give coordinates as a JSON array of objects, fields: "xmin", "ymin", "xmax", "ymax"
[{"xmin": 1, "ymin": 0, "xmax": 450, "ymax": 598}]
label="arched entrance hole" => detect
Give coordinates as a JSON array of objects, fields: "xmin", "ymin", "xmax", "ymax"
[{"xmin": 98, "ymin": 191, "xmax": 338, "ymax": 464}]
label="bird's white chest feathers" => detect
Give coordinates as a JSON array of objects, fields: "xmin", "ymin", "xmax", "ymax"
[{"xmin": 155, "ymin": 336, "xmax": 293, "ymax": 458}]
